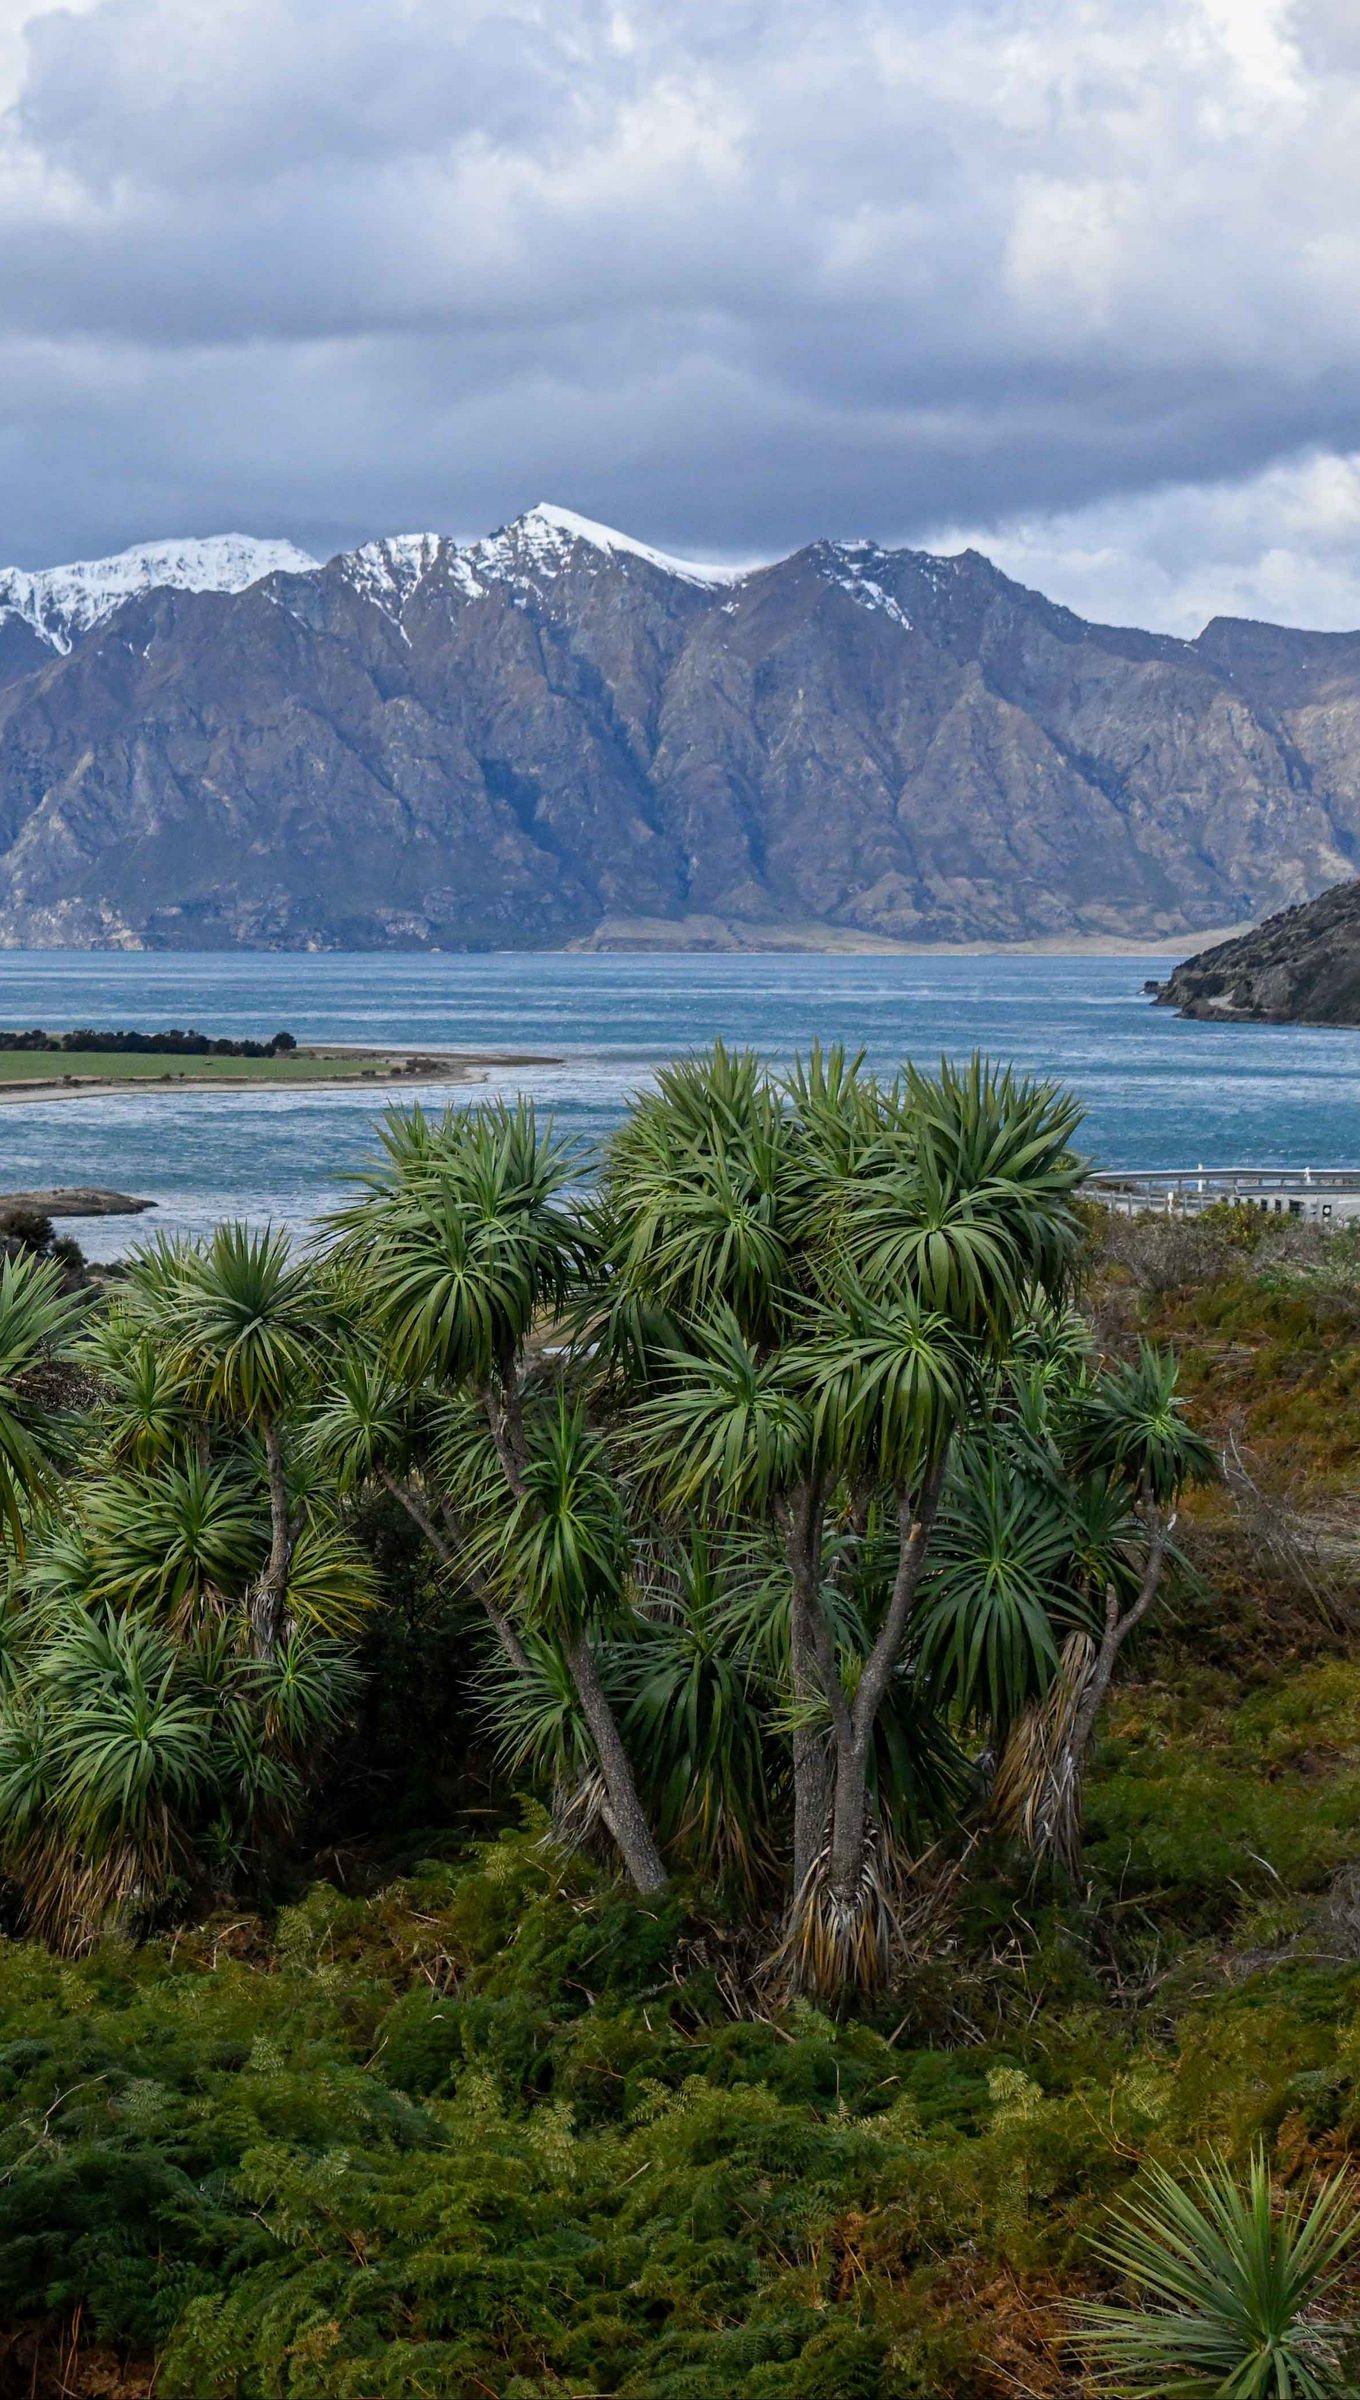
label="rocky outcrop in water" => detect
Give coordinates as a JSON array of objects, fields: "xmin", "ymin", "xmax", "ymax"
[
  {"xmin": 0, "ymin": 1188, "xmax": 155, "ymax": 1214},
  {"xmin": 1153, "ymin": 879, "xmax": 1360, "ymax": 1024},
  {"xmin": 2, "ymin": 503, "xmax": 1360, "ymax": 950}
]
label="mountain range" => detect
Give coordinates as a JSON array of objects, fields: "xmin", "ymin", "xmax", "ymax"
[{"xmin": 0, "ymin": 502, "xmax": 1357, "ymax": 951}]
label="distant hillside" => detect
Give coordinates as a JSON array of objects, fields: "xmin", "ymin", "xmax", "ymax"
[
  {"xmin": 1154, "ymin": 879, "xmax": 1360, "ymax": 1023},
  {"xmin": 1, "ymin": 501, "xmax": 1360, "ymax": 950}
]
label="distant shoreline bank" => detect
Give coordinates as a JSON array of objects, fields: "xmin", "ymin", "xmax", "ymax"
[
  {"xmin": 0, "ymin": 925, "xmax": 1246, "ymax": 964},
  {"xmin": 563, "ymin": 921, "xmax": 1248, "ymax": 959}
]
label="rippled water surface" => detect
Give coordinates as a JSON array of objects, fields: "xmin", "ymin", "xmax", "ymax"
[{"xmin": 0, "ymin": 949, "xmax": 1355, "ymax": 1256}]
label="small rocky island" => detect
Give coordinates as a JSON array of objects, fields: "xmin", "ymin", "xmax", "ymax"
[{"xmin": 1152, "ymin": 878, "xmax": 1360, "ymax": 1024}]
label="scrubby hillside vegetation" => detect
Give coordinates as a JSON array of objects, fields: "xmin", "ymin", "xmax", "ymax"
[{"xmin": 0, "ymin": 1055, "xmax": 1356, "ymax": 2398}]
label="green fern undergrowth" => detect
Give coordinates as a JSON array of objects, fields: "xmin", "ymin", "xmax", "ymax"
[{"xmin": 2, "ymin": 1785, "xmax": 1359, "ymax": 2400}]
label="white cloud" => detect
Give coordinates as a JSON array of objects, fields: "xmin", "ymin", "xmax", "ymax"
[{"xmin": 927, "ymin": 449, "xmax": 1360, "ymax": 635}]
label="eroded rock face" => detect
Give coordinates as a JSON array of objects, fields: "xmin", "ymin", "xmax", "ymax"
[
  {"xmin": 1153, "ymin": 880, "xmax": 1360, "ymax": 1024},
  {"xmin": 0, "ymin": 504, "xmax": 1359, "ymax": 950}
]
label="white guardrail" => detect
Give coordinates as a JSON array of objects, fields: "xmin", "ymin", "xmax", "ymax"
[{"xmin": 1089, "ymin": 1167, "xmax": 1360, "ymax": 1222}]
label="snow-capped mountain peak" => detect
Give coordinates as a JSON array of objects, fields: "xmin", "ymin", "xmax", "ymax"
[
  {"xmin": 328, "ymin": 507, "xmax": 748, "ymax": 626},
  {"xmin": 473, "ymin": 502, "xmax": 744, "ymax": 589},
  {"xmin": 0, "ymin": 510, "xmax": 757, "ymax": 656},
  {"xmin": 0, "ymin": 533, "xmax": 319, "ymax": 655}
]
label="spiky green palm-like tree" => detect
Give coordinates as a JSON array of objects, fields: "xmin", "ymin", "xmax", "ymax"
[
  {"xmin": 0, "ymin": 1250, "xmax": 84, "ymax": 1552},
  {"xmin": 81, "ymin": 1300, "xmax": 199, "ymax": 1468},
  {"xmin": 316, "ymin": 1047, "xmax": 1093, "ymax": 1966},
  {"xmin": 331, "ymin": 1099, "xmax": 581, "ymax": 1383},
  {"xmin": 802, "ymin": 1065, "xmax": 1081, "ymax": 1973},
  {"xmin": 147, "ymin": 1223, "xmax": 326, "ymax": 1652},
  {"xmin": 0, "ymin": 1590, "xmax": 362, "ymax": 1946},
  {"xmin": 81, "ymin": 1457, "xmax": 265, "ymax": 1626},
  {"xmin": 494, "ymin": 1397, "xmax": 665, "ymax": 1894},
  {"xmin": 0, "ymin": 1605, "xmax": 213, "ymax": 1945},
  {"xmin": 1074, "ymin": 2148, "xmax": 1359, "ymax": 2399},
  {"xmin": 334, "ymin": 1103, "xmax": 657, "ymax": 1888},
  {"xmin": 307, "ymin": 1342, "xmax": 417, "ymax": 1497},
  {"xmin": 993, "ymin": 1342, "xmax": 1215, "ymax": 1873},
  {"xmin": 331, "ymin": 1099, "xmax": 582, "ymax": 1488},
  {"xmin": 915, "ymin": 1447, "xmax": 1079, "ymax": 1731},
  {"xmin": 247, "ymin": 1627, "xmax": 363, "ymax": 1756},
  {"xmin": 0, "ymin": 1234, "xmax": 375, "ymax": 1944},
  {"xmin": 619, "ymin": 1532, "xmax": 779, "ymax": 1891},
  {"xmin": 593, "ymin": 1042, "xmax": 799, "ymax": 1361},
  {"xmin": 627, "ymin": 1310, "xmax": 826, "ymax": 1888}
]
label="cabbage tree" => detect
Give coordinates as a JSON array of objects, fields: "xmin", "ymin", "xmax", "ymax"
[
  {"xmin": 993, "ymin": 1341, "xmax": 1215, "ymax": 1871},
  {"xmin": 604, "ymin": 1046, "xmax": 1086, "ymax": 1993},
  {"xmin": 129, "ymin": 1224, "xmax": 326, "ymax": 1653},
  {"xmin": 0, "ymin": 1251, "xmax": 84, "ymax": 1551}
]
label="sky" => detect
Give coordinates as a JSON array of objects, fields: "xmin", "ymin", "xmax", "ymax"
[{"xmin": 0, "ymin": 0, "xmax": 1358, "ymax": 633}]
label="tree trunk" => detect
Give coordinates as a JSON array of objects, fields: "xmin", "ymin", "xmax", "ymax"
[
  {"xmin": 791, "ymin": 1718, "xmax": 829, "ymax": 1901},
  {"xmin": 828, "ymin": 1734, "xmax": 874, "ymax": 1906},
  {"xmin": 248, "ymin": 1418, "xmax": 294, "ymax": 1656},
  {"xmin": 478, "ymin": 1368, "xmax": 530, "ymax": 1501},
  {"xmin": 827, "ymin": 1455, "xmax": 947, "ymax": 1909},
  {"xmin": 1068, "ymin": 1513, "xmax": 1170, "ymax": 1765},
  {"xmin": 562, "ymin": 1628, "xmax": 668, "ymax": 1895}
]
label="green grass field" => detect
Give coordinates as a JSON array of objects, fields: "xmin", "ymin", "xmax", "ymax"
[{"xmin": 0, "ymin": 1048, "xmax": 399, "ymax": 1086}]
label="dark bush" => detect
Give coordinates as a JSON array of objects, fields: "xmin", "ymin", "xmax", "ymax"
[{"xmin": 0, "ymin": 1025, "xmax": 298, "ymax": 1059}]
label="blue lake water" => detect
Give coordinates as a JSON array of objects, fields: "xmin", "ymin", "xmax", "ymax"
[{"xmin": 0, "ymin": 948, "xmax": 1356, "ymax": 1257}]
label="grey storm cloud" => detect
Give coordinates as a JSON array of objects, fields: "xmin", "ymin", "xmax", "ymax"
[{"xmin": 1, "ymin": 0, "xmax": 1359, "ymax": 630}]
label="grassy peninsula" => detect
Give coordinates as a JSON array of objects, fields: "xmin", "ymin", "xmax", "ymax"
[
  {"xmin": 0, "ymin": 1024, "xmax": 558, "ymax": 1100},
  {"xmin": 0, "ymin": 1055, "xmax": 1357, "ymax": 2398}
]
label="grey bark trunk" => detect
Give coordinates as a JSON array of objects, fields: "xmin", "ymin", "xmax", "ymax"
[
  {"xmin": 248, "ymin": 1418, "xmax": 294, "ymax": 1657},
  {"xmin": 563, "ymin": 1628, "xmax": 668, "ymax": 1895},
  {"xmin": 827, "ymin": 1454, "xmax": 947, "ymax": 1905},
  {"xmin": 828, "ymin": 1735, "xmax": 873, "ymax": 1907},
  {"xmin": 1065, "ymin": 1511, "xmax": 1173, "ymax": 1787}
]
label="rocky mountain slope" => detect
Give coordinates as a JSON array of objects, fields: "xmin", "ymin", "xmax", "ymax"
[
  {"xmin": 1, "ymin": 501, "xmax": 1359, "ymax": 950},
  {"xmin": 1154, "ymin": 878, "xmax": 1360, "ymax": 1023}
]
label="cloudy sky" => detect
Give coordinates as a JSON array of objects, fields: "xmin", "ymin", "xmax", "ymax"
[{"xmin": 0, "ymin": 0, "xmax": 1357, "ymax": 631}]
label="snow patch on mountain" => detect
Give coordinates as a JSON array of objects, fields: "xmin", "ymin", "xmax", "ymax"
[
  {"xmin": 818, "ymin": 542, "xmax": 914, "ymax": 631},
  {"xmin": 339, "ymin": 533, "xmax": 447, "ymax": 621},
  {"xmin": 0, "ymin": 534, "xmax": 319, "ymax": 654}
]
